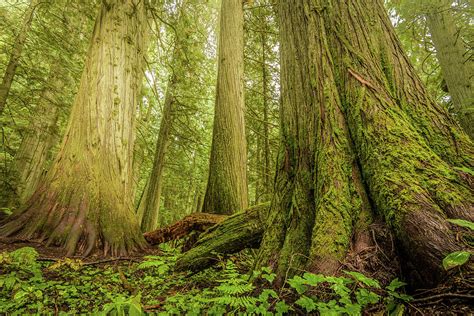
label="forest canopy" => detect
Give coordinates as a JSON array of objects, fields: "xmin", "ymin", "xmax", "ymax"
[{"xmin": 0, "ymin": 0, "xmax": 472, "ymax": 314}]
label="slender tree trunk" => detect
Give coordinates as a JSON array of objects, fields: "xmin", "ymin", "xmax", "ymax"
[
  {"xmin": 202, "ymin": 0, "xmax": 248, "ymax": 215},
  {"xmin": 138, "ymin": 75, "xmax": 177, "ymax": 232},
  {"xmin": 425, "ymin": 1, "xmax": 473, "ymax": 139},
  {"xmin": 0, "ymin": 0, "xmax": 38, "ymax": 115},
  {"xmin": 11, "ymin": 66, "xmax": 64, "ymax": 205},
  {"xmin": 260, "ymin": 31, "xmax": 271, "ymax": 201},
  {"xmin": 255, "ymin": 0, "xmax": 473, "ymax": 287},
  {"xmin": 0, "ymin": 0, "xmax": 148, "ymax": 256}
]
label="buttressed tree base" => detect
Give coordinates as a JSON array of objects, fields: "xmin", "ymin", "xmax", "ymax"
[{"xmin": 0, "ymin": 0, "xmax": 148, "ymax": 256}]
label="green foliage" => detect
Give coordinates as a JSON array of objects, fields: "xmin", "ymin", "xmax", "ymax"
[
  {"xmin": 102, "ymin": 294, "xmax": 143, "ymax": 316},
  {"xmin": 0, "ymin": 246, "xmax": 414, "ymax": 315},
  {"xmin": 287, "ymin": 272, "xmax": 411, "ymax": 315},
  {"xmin": 447, "ymin": 218, "xmax": 474, "ymax": 231},
  {"xmin": 442, "ymin": 251, "xmax": 471, "ymax": 270}
]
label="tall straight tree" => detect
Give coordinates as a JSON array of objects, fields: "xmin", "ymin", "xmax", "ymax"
[
  {"xmin": 0, "ymin": 0, "xmax": 38, "ymax": 115},
  {"xmin": 202, "ymin": 0, "xmax": 248, "ymax": 215},
  {"xmin": 0, "ymin": 0, "xmax": 148, "ymax": 256},
  {"xmin": 138, "ymin": 74, "xmax": 177, "ymax": 231},
  {"xmin": 424, "ymin": 0, "xmax": 473, "ymax": 138},
  {"xmin": 11, "ymin": 64, "xmax": 63, "ymax": 205},
  {"xmin": 255, "ymin": 0, "xmax": 473, "ymax": 286}
]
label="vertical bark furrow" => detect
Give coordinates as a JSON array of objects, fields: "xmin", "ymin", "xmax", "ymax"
[{"xmin": 256, "ymin": 1, "xmax": 371, "ymax": 280}]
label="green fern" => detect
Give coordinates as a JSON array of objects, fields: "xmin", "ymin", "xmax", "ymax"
[{"xmin": 216, "ymin": 283, "xmax": 255, "ymax": 295}]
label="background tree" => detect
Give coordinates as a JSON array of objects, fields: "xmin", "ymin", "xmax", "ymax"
[
  {"xmin": 387, "ymin": 0, "xmax": 473, "ymax": 138},
  {"xmin": 244, "ymin": 0, "xmax": 280, "ymax": 205},
  {"xmin": 202, "ymin": 0, "xmax": 248, "ymax": 215},
  {"xmin": 0, "ymin": 0, "xmax": 95, "ymax": 207},
  {"xmin": 134, "ymin": 0, "xmax": 217, "ymax": 227},
  {"xmin": 0, "ymin": 0, "xmax": 148, "ymax": 256},
  {"xmin": 0, "ymin": 0, "xmax": 38, "ymax": 115},
  {"xmin": 138, "ymin": 0, "xmax": 212, "ymax": 231}
]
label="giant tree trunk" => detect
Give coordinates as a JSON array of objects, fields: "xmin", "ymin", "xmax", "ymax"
[
  {"xmin": 0, "ymin": 0, "xmax": 148, "ymax": 256},
  {"xmin": 425, "ymin": 1, "xmax": 473, "ymax": 139},
  {"xmin": 0, "ymin": 0, "xmax": 38, "ymax": 115},
  {"xmin": 202, "ymin": 0, "xmax": 248, "ymax": 215},
  {"xmin": 254, "ymin": 0, "xmax": 473, "ymax": 287},
  {"xmin": 11, "ymin": 66, "xmax": 63, "ymax": 205}
]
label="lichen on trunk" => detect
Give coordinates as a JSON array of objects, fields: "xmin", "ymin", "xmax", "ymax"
[{"xmin": 0, "ymin": 0, "xmax": 148, "ymax": 257}]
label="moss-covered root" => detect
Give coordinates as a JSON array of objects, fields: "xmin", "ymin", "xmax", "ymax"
[{"xmin": 175, "ymin": 203, "xmax": 268, "ymax": 272}]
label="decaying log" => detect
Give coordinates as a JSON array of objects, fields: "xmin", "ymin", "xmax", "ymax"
[
  {"xmin": 175, "ymin": 203, "xmax": 269, "ymax": 272},
  {"xmin": 144, "ymin": 213, "xmax": 227, "ymax": 245}
]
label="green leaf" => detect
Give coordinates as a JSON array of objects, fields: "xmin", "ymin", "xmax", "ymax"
[
  {"xmin": 262, "ymin": 272, "xmax": 276, "ymax": 283},
  {"xmin": 447, "ymin": 219, "xmax": 474, "ymax": 231},
  {"xmin": 275, "ymin": 301, "xmax": 290, "ymax": 315},
  {"xmin": 386, "ymin": 278, "xmax": 407, "ymax": 292},
  {"xmin": 137, "ymin": 260, "xmax": 165, "ymax": 270},
  {"xmin": 442, "ymin": 251, "xmax": 471, "ymax": 270},
  {"xmin": 287, "ymin": 275, "xmax": 308, "ymax": 294},
  {"xmin": 295, "ymin": 296, "xmax": 317, "ymax": 312},
  {"xmin": 344, "ymin": 271, "xmax": 380, "ymax": 288},
  {"xmin": 356, "ymin": 288, "xmax": 380, "ymax": 306},
  {"xmin": 388, "ymin": 303, "xmax": 405, "ymax": 316},
  {"xmin": 302, "ymin": 272, "xmax": 326, "ymax": 286}
]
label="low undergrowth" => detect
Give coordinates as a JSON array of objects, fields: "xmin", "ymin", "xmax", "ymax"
[{"xmin": 0, "ymin": 244, "xmax": 416, "ymax": 315}]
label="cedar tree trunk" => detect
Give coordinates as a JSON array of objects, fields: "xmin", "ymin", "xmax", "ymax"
[
  {"xmin": 255, "ymin": 0, "xmax": 473, "ymax": 287},
  {"xmin": 0, "ymin": 0, "xmax": 148, "ymax": 256},
  {"xmin": 202, "ymin": 0, "xmax": 248, "ymax": 215}
]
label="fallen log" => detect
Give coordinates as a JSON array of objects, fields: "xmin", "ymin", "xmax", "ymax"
[
  {"xmin": 175, "ymin": 203, "xmax": 269, "ymax": 272},
  {"xmin": 144, "ymin": 213, "xmax": 227, "ymax": 245}
]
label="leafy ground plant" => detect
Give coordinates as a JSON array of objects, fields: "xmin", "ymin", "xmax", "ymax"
[{"xmin": 0, "ymin": 245, "xmax": 414, "ymax": 315}]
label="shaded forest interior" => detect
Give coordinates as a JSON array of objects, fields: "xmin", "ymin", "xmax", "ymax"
[{"xmin": 0, "ymin": 0, "xmax": 473, "ymax": 314}]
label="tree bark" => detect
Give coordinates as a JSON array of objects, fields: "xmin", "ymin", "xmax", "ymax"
[
  {"xmin": 0, "ymin": 0, "xmax": 38, "ymax": 115},
  {"xmin": 255, "ymin": 0, "xmax": 473, "ymax": 287},
  {"xmin": 202, "ymin": 0, "xmax": 248, "ymax": 215},
  {"xmin": 425, "ymin": 1, "xmax": 474, "ymax": 139},
  {"xmin": 0, "ymin": 0, "xmax": 148, "ymax": 257}
]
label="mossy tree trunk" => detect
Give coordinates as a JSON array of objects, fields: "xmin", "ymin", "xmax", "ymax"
[
  {"xmin": 255, "ymin": 0, "xmax": 473, "ymax": 287},
  {"xmin": 176, "ymin": 203, "xmax": 268, "ymax": 272},
  {"xmin": 0, "ymin": 0, "xmax": 148, "ymax": 257},
  {"xmin": 0, "ymin": 0, "xmax": 38, "ymax": 115},
  {"xmin": 425, "ymin": 0, "xmax": 473, "ymax": 139},
  {"xmin": 202, "ymin": 0, "xmax": 248, "ymax": 215}
]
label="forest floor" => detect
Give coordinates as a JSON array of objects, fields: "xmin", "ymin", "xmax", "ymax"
[{"xmin": 0, "ymin": 237, "xmax": 472, "ymax": 315}]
